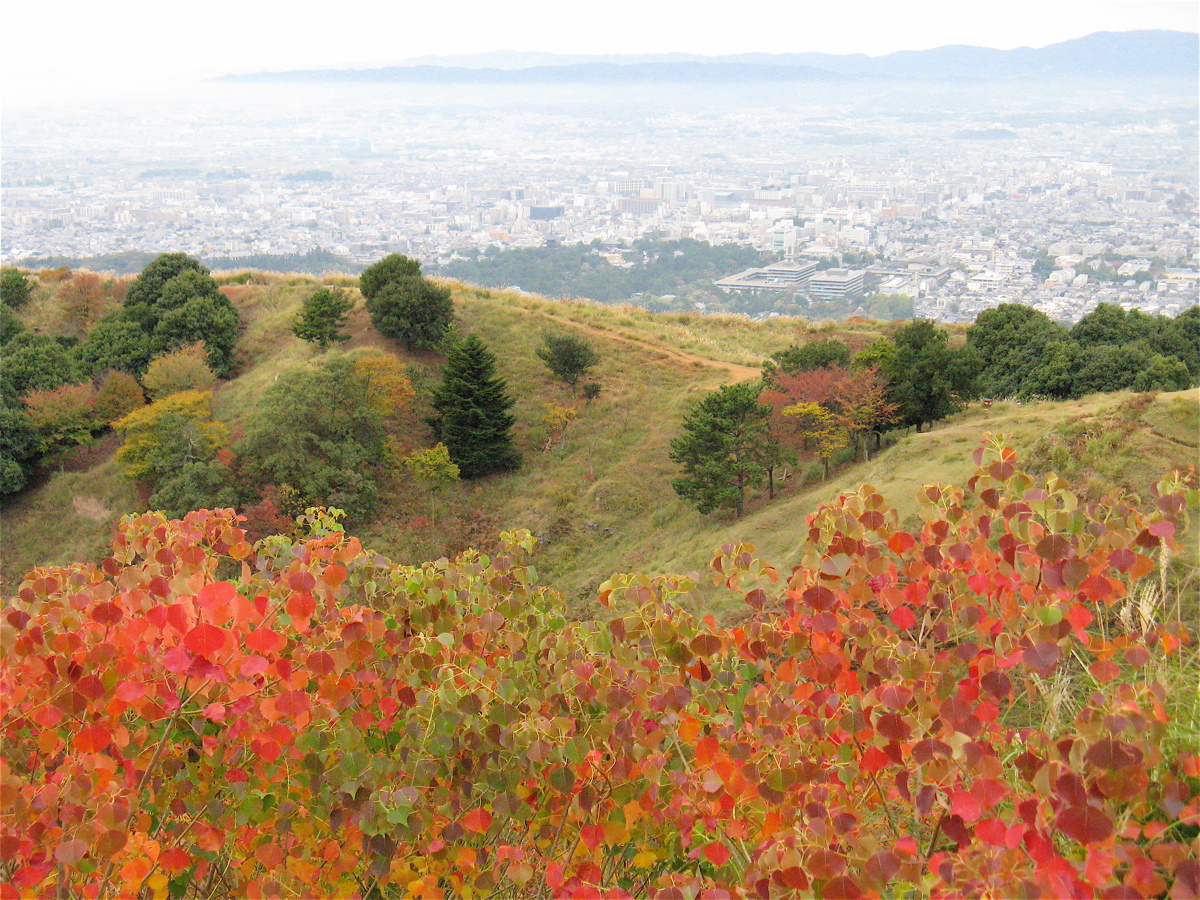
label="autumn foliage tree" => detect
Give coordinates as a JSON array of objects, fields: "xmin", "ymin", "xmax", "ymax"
[
  {"xmin": 142, "ymin": 342, "xmax": 218, "ymax": 401},
  {"xmin": 1, "ymin": 442, "xmax": 1196, "ymax": 899}
]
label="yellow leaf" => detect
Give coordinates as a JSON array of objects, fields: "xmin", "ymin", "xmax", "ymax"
[{"xmin": 632, "ymin": 850, "xmax": 658, "ymax": 868}]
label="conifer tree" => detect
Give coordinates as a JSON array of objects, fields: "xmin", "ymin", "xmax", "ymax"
[
  {"xmin": 429, "ymin": 334, "xmax": 520, "ymax": 479},
  {"xmin": 293, "ymin": 287, "xmax": 353, "ymax": 348},
  {"xmin": 669, "ymin": 380, "xmax": 771, "ymax": 516}
]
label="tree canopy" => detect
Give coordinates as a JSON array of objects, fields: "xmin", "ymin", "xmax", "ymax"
[
  {"xmin": 670, "ymin": 380, "xmax": 771, "ymax": 516},
  {"xmin": 359, "ymin": 253, "xmax": 422, "ymax": 302},
  {"xmin": 887, "ymin": 319, "xmax": 979, "ymax": 431},
  {"xmin": 1, "ymin": 268, "xmax": 33, "ymax": 308},
  {"xmin": 235, "ymin": 353, "xmax": 413, "ymax": 520},
  {"xmin": 536, "ymin": 332, "xmax": 601, "ymax": 391},
  {"xmin": 365, "ymin": 276, "xmax": 454, "ymax": 351},
  {"xmin": 429, "ymin": 334, "xmax": 520, "ymax": 479},
  {"xmin": 292, "ymin": 287, "xmax": 354, "ymax": 348}
]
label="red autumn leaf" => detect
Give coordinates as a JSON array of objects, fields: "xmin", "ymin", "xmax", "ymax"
[
  {"xmin": 1148, "ymin": 519, "xmax": 1175, "ymax": 539},
  {"xmin": 1022, "ymin": 641, "xmax": 1061, "ymax": 676},
  {"xmin": 287, "ymin": 571, "xmax": 317, "ymax": 592},
  {"xmin": 114, "ymin": 680, "xmax": 145, "ymax": 702},
  {"xmin": 159, "ymin": 847, "xmax": 191, "ymax": 874},
  {"xmin": 76, "ymin": 675, "xmax": 105, "ymax": 700},
  {"xmin": 306, "ymin": 651, "xmax": 336, "ymax": 675},
  {"xmin": 1081, "ymin": 575, "xmax": 1114, "ymax": 602},
  {"xmin": 240, "ymin": 655, "xmax": 269, "ymax": 677},
  {"xmin": 950, "ymin": 789, "xmax": 982, "ymax": 824},
  {"xmin": 690, "ymin": 633, "xmax": 722, "ymax": 657},
  {"xmin": 822, "ymin": 875, "xmax": 864, "ymax": 899},
  {"xmin": 245, "ymin": 628, "xmax": 284, "ymax": 653},
  {"xmin": 287, "ymin": 593, "xmax": 316, "ymax": 618},
  {"xmin": 890, "ymin": 606, "xmax": 917, "ymax": 629},
  {"xmin": 859, "ymin": 746, "xmax": 891, "ymax": 774},
  {"xmin": 1089, "ymin": 659, "xmax": 1120, "ymax": 683},
  {"xmin": 73, "ymin": 725, "xmax": 111, "ymax": 753},
  {"xmin": 545, "ymin": 861, "xmax": 565, "ymax": 889},
  {"xmin": 1061, "ymin": 557, "xmax": 1090, "ymax": 589},
  {"xmin": 878, "ymin": 684, "xmax": 912, "ymax": 710},
  {"xmin": 973, "ymin": 778, "xmax": 1008, "ymax": 809},
  {"xmin": 807, "ymin": 849, "xmax": 847, "ymax": 879},
  {"xmin": 580, "ymin": 824, "xmax": 604, "ymax": 849},
  {"xmin": 876, "ymin": 712, "xmax": 912, "ymax": 741},
  {"xmin": 461, "ymin": 807, "xmax": 492, "ymax": 834},
  {"xmin": 256, "ymin": 842, "xmax": 284, "ymax": 869},
  {"xmin": 91, "ymin": 601, "xmax": 123, "ymax": 625},
  {"xmin": 1056, "ymin": 805, "xmax": 1113, "ymax": 844},
  {"xmin": 54, "ymin": 839, "xmax": 88, "ymax": 866},
  {"xmin": 1173, "ymin": 859, "xmax": 1200, "ymax": 900},
  {"xmin": 1124, "ymin": 645, "xmax": 1151, "ymax": 667},
  {"xmin": 1084, "ymin": 738, "xmax": 1143, "ymax": 771},
  {"xmin": 888, "ymin": 532, "xmax": 915, "ymax": 554},
  {"xmin": 321, "ymin": 564, "xmax": 348, "ymax": 589},
  {"xmin": 184, "ymin": 623, "xmax": 226, "ymax": 656},
  {"xmin": 975, "ymin": 817, "xmax": 1007, "ymax": 846},
  {"xmin": 275, "ymin": 690, "xmax": 311, "ymax": 717},
  {"xmin": 702, "ymin": 841, "xmax": 730, "ymax": 866}
]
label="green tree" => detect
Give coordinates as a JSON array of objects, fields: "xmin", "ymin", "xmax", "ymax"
[
  {"xmin": 142, "ymin": 342, "xmax": 217, "ymax": 401},
  {"xmin": 0, "ymin": 406, "xmax": 41, "ymax": 495},
  {"xmin": 293, "ymin": 287, "xmax": 354, "ymax": 348},
  {"xmin": 768, "ymin": 338, "xmax": 851, "ymax": 375},
  {"xmin": 359, "ymin": 253, "xmax": 422, "ymax": 302},
  {"xmin": 0, "ymin": 304, "xmax": 25, "ymax": 346},
  {"xmin": 1, "ymin": 333, "xmax": 80, "ymax": 405},
  {"xmin": 149, "ymin": 460, "xmax": 240, "ymax": 519},
  {"xmin": 365, "ymin": 276, "xmax": 454, "ymax": 351},
  {"xmin": 73, "ymin": 313, "xmax": 154, "ymax": 377},
  {"xmin": 151, "ymin": 294, "xmax": 240, "ymax": 376},
  {"xmin": 536, "ymin": 332, "xmax": 600, "ymax": 392},
  {"xmin": 888, "ymin": 319, "xmax": 978, "ymax": 431},
  {"xmin": 403, "ymin": 443, "xmax": 460, "ymax": 519},
  {"xmin": 1070, "ymin": 302, "xmax": 1139, "ymax": 348},
  {"xmin": 428, "ymin": 334, "xmax": 521, "ymax": 479},
  {"xmin": 967, "ymin": 303, "xmax": 1071, "ymax": 398},
  {"xmin": 93, "ymin": 370, "xmax": 146, "ymax": 425},
  {"xmin": 0, "ymin": 268, "xmax": 33, "ymax": 308},
  {"xmin": 1131, "ymin": 353, "xmax": 1192, "ymax": 392},
  {"xmin": 670, "ymin": 380, "xmax": 771, "ymax": 517},
  {"xmin": 236, "ymin": 355, "xmax": 407, "ymax": 519},
  {"xmin": 123, "ymin": 253, "xmax": 211, "ymax": 331},
  {"xmin": 22, "ymin": 382, "xmax": 100, "ymax": 461}
]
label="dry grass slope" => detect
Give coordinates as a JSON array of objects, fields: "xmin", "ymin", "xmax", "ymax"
[{"xmin": 3, "ymin": 274, "xmax": 1196, "ymax": 626}]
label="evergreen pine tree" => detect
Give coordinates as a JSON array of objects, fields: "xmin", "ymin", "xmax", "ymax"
[
  {"xmin": 429, "ymin": 334, "xmax": 520, "ymax": 479},
  {"xmin": 669, "ymin": 380, "xmax": 771, "ymax": 516}
]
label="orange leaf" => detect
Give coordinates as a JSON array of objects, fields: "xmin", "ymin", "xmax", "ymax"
[
  {"xmin": 287, "ymin": 593, "xmax": 316, "ymax": 618},
  {"xmin": 321, "ymin": 564, "xmax": 348, "ymax": 589},
  {"xmin": 256, "ymin": 841, "xmax": 284, "ymax": 869},
  {"xmin": 245, "ymin": 628, "xmax": 284, "ymax": 654},
  {"xmin": 73, "ymin": 725, "xmax": 111, "ymax": 753},
  {"xmin": 159, "ymin": 847, "xmax": 191, "ymax": 874},
  {"xmin": 702, "ymin": 841, "xmax": 730, "ymax": 866},
  {"xmin": 461, "ymin": 807, "xmax": 492, "ymax": 834}
]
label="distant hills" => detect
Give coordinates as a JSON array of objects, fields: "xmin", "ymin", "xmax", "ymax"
[{"xmin": 216, "ymin": 30, "xmax": 1197, "ymax": 85}]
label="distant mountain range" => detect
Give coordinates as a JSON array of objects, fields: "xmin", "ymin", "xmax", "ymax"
[{"xmin": 217, "ymin": 30, "xmax": 1197, "ymax": 85}]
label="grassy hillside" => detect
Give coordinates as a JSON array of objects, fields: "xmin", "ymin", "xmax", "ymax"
[{"xmin": 3, "ymin": 273, "xmax": 1196, "ymax": 622}]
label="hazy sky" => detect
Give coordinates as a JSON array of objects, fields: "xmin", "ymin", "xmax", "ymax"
[{"xmin": 1, "ymin": 0, "xmax": 1196, "ymax": 109}]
